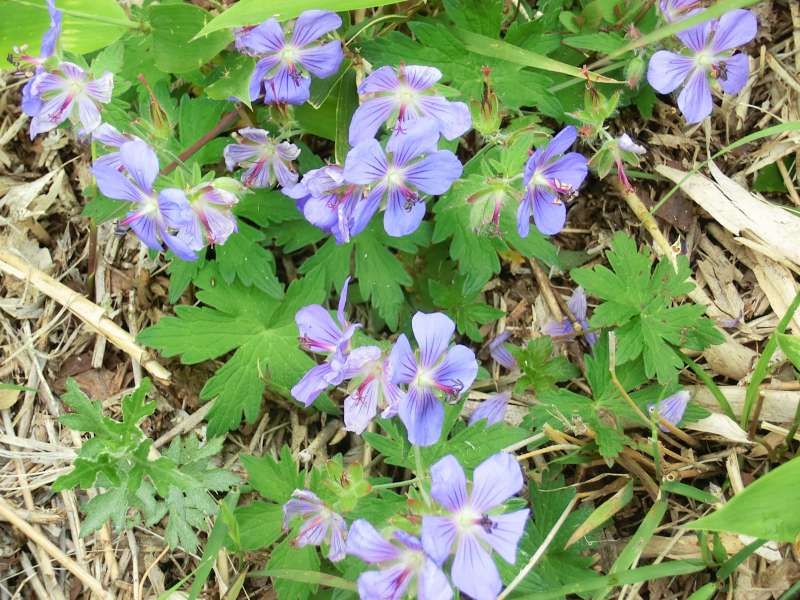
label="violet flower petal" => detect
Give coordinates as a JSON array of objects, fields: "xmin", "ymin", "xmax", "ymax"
[
  {"xmin": 412, "ymin": 312, "xmax": 455, "ymax": 369},
  {"xmin": 469, "ymin": 452, "xmax": 524, "ymax": 513},
  {"xmin": 677, "ymin": 68, "xmax": 713, "ymax": 123},
  {"xmin": 429, "ymin": 455, "xmax": 468, "ymax": 512},
  {"xmin": 399, "ymin": 386, "xmax": 444, "ymax": 446},
  {"xmin": 647, "ymin": 51, "xmax": 693, "ymax": 93}
]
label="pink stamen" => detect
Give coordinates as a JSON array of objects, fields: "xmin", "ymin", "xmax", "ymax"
[
  {"xmin": 49, "ymin": 94, "xmax": 74, "ymax": 123},
  {"xmin": 243, "ymin": 159, "xmax": 267, "ymax": 187}
]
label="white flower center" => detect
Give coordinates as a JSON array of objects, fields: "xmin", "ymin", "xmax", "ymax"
[
  {"xmin": 694, "ymin": 50, "xmax": 716, "ymax": 69},
  {"xmin": 384, "ymin": 166, "xmax": 406, "ymax": 187},
  {"xmin": 394, "ymin": 84, "xmax": 418, "ymax": 107},
  {"xmin": 280, "ymin": 44, "xmax": 299, "ymax": 64},
  {"xmin": 455, "ymin": 506, "xmax": 481, "ymax": 533}
]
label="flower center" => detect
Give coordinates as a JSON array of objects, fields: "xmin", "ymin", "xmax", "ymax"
[
  {"xmin": 384, "ymin": 166, "xmax": 406, "ymax": 187},
  {"xmin": 695, "ymin": 50, "xmax": 716, "ymax": 69},
  {"xmin": 394, "ymin": 84, "xmax": 418, "ymax": 107},
  {"xmin": 280, "ymin": 44, "xmax": 299, "ymax": 64}
]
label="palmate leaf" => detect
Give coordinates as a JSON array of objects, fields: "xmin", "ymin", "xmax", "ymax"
[
  {"xmin": 139, "ymin": 268, "xmax": 326, "ymax": 435},
  {"xmin": 298, "ymin": 221, "xmax": 430, "ymax": 330},
  {"xmin": 572, "ymin": 233, "xmax": 723, "ymax": 384},
  {"xmin": 498, "ymin": 472, "xmax": 598, "ymax": 593}
]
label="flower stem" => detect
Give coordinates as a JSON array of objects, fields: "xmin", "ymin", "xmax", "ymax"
[
  {"xmin": 371, "ymin": 477, "xmax": 419, "ymax": 490},
  {"xmin": 160, "ymin": 107, "xmax": 241, "ymax": 176},
  {"xmin": 741, "ymin": 289, "xmax": 800, "ymax": 429},
  {"xmin": 413, "ymin": 445, "xmax": 430, "ymax": 507},
  {"xmin": 675, "ymin": 348, "xmax": 735, "ymax": 420},
  {"xmin": 11, "ymin": 0, "xmax": 140, "ymax": 29}
]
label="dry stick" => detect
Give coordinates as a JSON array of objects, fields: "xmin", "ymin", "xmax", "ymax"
[
  {"xmin": 1, "ymin": 411, "xmax": 64, "ymax": 600},
  {"xmin": 0, "ymin": 249, "xmax": 170, "ymax": 382},
  {"xmin": 160, "ymin": 108, "xmax": 240, "ymax": 176},
  {"xmin": 137, "ymin": 546, "xmax": 169, "ymax": 600},
  {"xmin": 497, "ymin": 496, "xmax": 579, "ymax": 600},
  {"xmin": 0, "ymin": 495, "xmax": 111, "ymax": 599}
]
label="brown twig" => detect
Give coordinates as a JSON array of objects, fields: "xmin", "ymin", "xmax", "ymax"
[
  {"xmin": 160, "ymin": 108, "xmax": 241, "ymax": 176},
  {"xmin": 0, "ymin": 495, "xmax": 111, "ymax": 599},
  {"xmin": 0, "ymin": 249, "xmax": 171, "ymax": 382}
]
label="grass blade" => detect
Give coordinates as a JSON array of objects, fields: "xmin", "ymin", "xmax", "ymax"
[
  {"xmin": 451, "ymin": 28, "xmax": 618, "ymax": 83},
  {"xmin": 196, "ymin": 0, "xmax": 404, "ymax": 38},
  {"xmin": 516, "ymin": 560, "xmax": 706, "ymax": 599}
]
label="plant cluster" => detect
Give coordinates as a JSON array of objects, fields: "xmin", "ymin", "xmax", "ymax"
[{"xmin": 8, "ymin": 0, "xmax": 793, "ymax": 598}]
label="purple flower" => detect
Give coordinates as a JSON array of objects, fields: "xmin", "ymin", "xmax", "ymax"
[
  {"xmin": 343, "ymin": 358, "xmax": 404, "ymax": 434},
  {"xmin": 292, "ymin": 278, "xmax": 381, "ymax": 407},
  {"xmin": 543, "ymin": 287, "xmax": 597, "ymax": 346},
  {"xmin": 19, "ymin": 0, "xmax": 61, "ymax": 117},
  {"xmin": 91, "ymin": 139, "xmax": 200, "ymax": 260},
  {"xmin": 518, "ymin": 126, "xmax": 588, "ymax": 237},
  {"xmin": 647, "ymin": 9, "xmax": 757, "ymax": 123},
  {"xmin": 283, "ymin": 490, "xmax": 347, "ymax": 562},
  {"xmin": 614, "ymin": 134, "xmax": 646, "ymax": 192},
  {"xmin": 488, "ymin": 331, "xmax": 517, "ymax": 370},
  {"xmin": 349, "ymin": 65, "xmax": 471, "ymax": 146},
  {"xmin": 186, "ymin": 180, "xmax": 241, "ymax": 246},
  {"xmin": 422, "ymin": 453, "xmax": 529, "ymax": 600},
  {"xmin": 224, "ymin": 127, "xmax": 300, "ymax": 189},
  {"xmin": 284, "ymin": 165, "xmax": 374, "ymax": 244},
  {"xmin": 92, "ymin": 123, "xmax": 140, "ymax": 170},
  {"xmin": 234, "ymin": 10, "xmax": 344, "ymax": 105},
  {"xmin": 617, "ymin": 133, "xmax": 646, "ymax": 155},
  {"xmin": 343, "ymin": 119, "xmax": 463, "ymax": 237},
  {"xmin": 388, "ymin": 312, "xmax": 478, "ymax": 446},
  {"xmin": 23, "ymin": 62, "xmax": 113, "ymax": 139},
  {"xmin": 40, "ymin": 0, "xmax": 62, "ymax": 59},
  {"xmin": 648, "ymin": 390, "xmax": 691, "ymax": 431},
  {"xmin": 469, "ymin": 392, "xmax": 509, "ymax": 427},
  {"xmin": 346, "ymin": 519, "xmax": 452, "ymax": 600}
]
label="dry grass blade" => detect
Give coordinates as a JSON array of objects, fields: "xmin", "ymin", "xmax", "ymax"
[{"xmin": 0, "ymin": 248, "xmax": 171, "ymax": 382}]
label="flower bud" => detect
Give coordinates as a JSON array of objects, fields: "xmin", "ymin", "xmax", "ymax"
[
  {"xmin": 470, "ymin": 66, "xmax": 502, "ymax": 136},
  {"xmin": 625, "ymin": 56, "xmax": 645, "ymax": 89}
]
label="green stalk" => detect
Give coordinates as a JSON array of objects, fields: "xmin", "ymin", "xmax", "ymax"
[
  {"xmin": 371, "ymin": 477, "xmax": 419, "ymax": 490},
  {"xmin": 741, "ymin": 290, "xmax": 800, "ymax": 428},
  {"xmin": 11, "ymin": 0, "xmax": 138, "ymax": 29},
  {"xmin": 675, "ymin": 349, "xmax": 735, "ymax": 420},
  {"xmin": 413, "ymin": 445, "xmax": 430, "ymax": 507}
]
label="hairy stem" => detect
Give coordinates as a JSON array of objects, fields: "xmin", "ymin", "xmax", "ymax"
[{"xmin": 160, "ymin": 107, "xmax": 241, "ymax": 176}]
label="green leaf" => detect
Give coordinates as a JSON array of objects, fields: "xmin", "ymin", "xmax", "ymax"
[
  {"xmin": 241, "ymin": 446, "xmax": 303, "ymax": 504},
  {"xmin": 778, "ymin": 333, "xmax": 800, "ymax": 371},
  {"xmin": 443, "ymin": 0, "xmax": 503, "ymax": 36},
  {"xmin": 264, "ymin": 539, "xmax": 321, "ymax": 600},
  {"xmin": 139, "ymin": 273, "xmax": 325, "ymax": 435},
  {"xmin": 354, "ymin": 223, "xmax": 415, "ymax": 330},
  {"xmin": 149, "ymin": 4, "xmax": 232, "ymax": 74},
  {"xmin": 572, "ymin": 232, "xmax": 723, "ymax": 384},
  {"xmin": 215, "ymin": 223, "xmax": 282, "ymax": 297},
  {"xmin": 451, "ymin": 27, "xmax": 618, "ymax": 83},
  {"xmin": 234, "ymin": 502, "xmax": 284, "ymax": 550},
  {"xmin": 81, "ymin": 192, "xmax": 131, "ymax": 224},
  {"xmin": 2, "ymin": 0, "xmax": 133, "ymax": 68},
  {"xmin": 498, "ymin": 472, "xmax": 598, "ymax": 593},
  {"xmin": 196, "ymin": 0, "xmax": 404, "ymax": 37},
  {"xmin": 79, "ymin": 487, "xmax": 127, "ymax": 536},
  {"xmin": 205, "ymin": 53, "xmax": 255, "ymax": 108},
  {"xmin": 429, "ymin": 277, "xmax": 503, "ymax": 341},
  {"xmin": 690, "ymin": 456, "xmax": 800, "ymax": 542},
  {"xmin": 176, "ymin": 96, "xmax": 229, "ymax": 167},
  {"xmin": 565, "ymin": 31, "xmax": 627, "ymax": 54},
  {"xmin": 334, "ymin": 69, "xmax": 358, "ymax": 164},
  {"xmin": 515, "ymin": 337, "xmax": 579, "ymax": 394}
]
